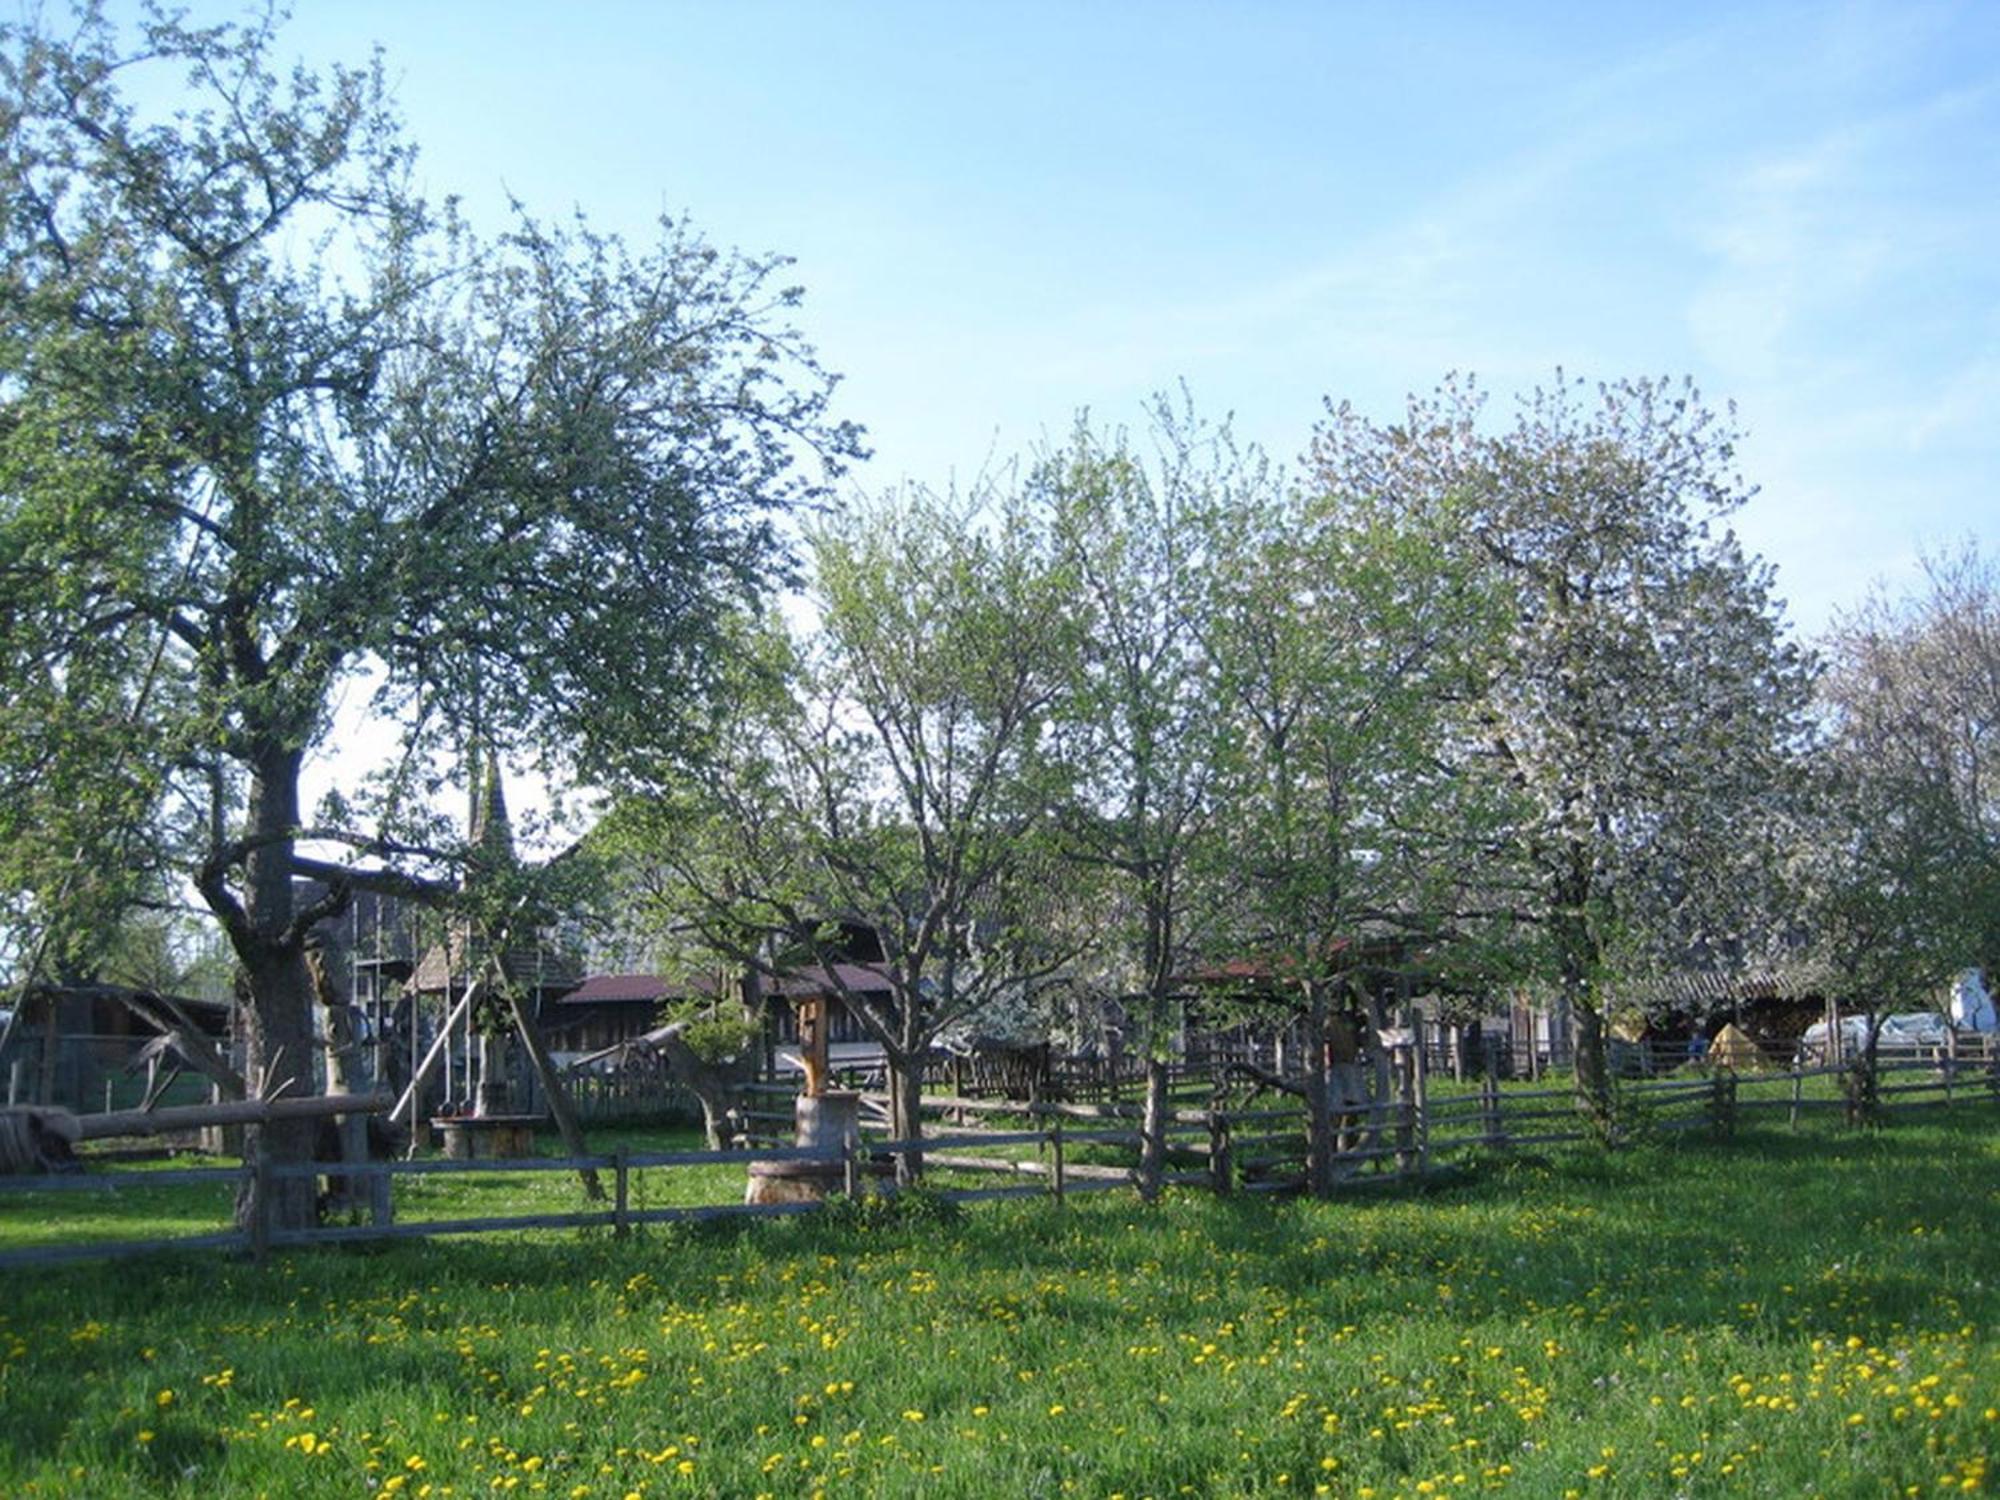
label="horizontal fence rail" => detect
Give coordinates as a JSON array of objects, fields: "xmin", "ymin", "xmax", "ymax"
[{"xmin": 3, "ymin": 1047, "xmax": 1993, "ymax": 1268}]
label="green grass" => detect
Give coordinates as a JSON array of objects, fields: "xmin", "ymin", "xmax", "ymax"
[
  {"xmin": 0, "ymin": 1127, "xmax": 752, "ymax": 1250},
  {"xmin": 0, "ymin": 1109, "xmax": 1995, "ymax": 1497}
]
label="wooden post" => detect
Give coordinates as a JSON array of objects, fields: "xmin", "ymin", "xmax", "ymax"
[
  {"xmin": 369, "ymin": 1163, "xmax": 393, "ymax": 1228},
  {"xmin": 1393, "ymin": 1042, "xmax": 1415, "ymax": 1175},
  {"xmin": 1413, "ymin": 1014, "xmax": 1430, "ymax": 1174},
  {"xmin": 1789, "ymin": 1067, "xmax": 1803, "ymax": 1130},
  {"xmin": 1049, "ymin": 1117, "xmax": 1065, "ymax": 1205},
  {"xmin": 842, "ymin": 1130, "xmax": 860, "ymax": 1199},
  {"xmin": 502, "ymin": 986, "xmax": 604, "ymax": 1201},
  {"xmin": 1208, "ymin": 1111, "xmax": 1233, "ymax": 1196},
  {"xmin": 613, "ymin": 1146, "xmax": 630, "ymax": 1238},
  {"xmin": 248, "ymin": 1147, "xmax": 272, "ymax": 1263},
  {"xmin": 38, "ymin": 991, "xmax": 61, "ymax": 1106},
  {"xmin": 1482, "ymin": 1073, "xmax": 1502, "ymax": 1147},
  {"xmin": 6, "ymin": 1058, "xmax": 20, "ymax": 1108},
  {"xmin": 1710, "ymin": 1069, "xmax": 1737, "ymax": 1137},
  {"xmin": 1945, "ymin": 1027, "xmax": 1957, "ymax": 1103}
]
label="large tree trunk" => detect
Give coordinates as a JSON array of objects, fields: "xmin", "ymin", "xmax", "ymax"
[
  {"xmin": 1572, "ymin": 1003, "xmax": 1614, "ymax": 1141},
  {"xmin": 656, "ymin": 1028, "xmax": 750, "ymax": 1152},
  {"xmin": 1844, "ymin": 1006, "xmax": 1881, "ymax": 1127},
  {"xmin": 887, "ymin": 1043, "xmax": 924, "ymax": 1185},
  {"xmin": 234, "ymin": 945, "xmax": 321, "ymax": 1233},
  {"xmin": 225, "ymin": 744, "xmax": 322, "ymax": 1236}
]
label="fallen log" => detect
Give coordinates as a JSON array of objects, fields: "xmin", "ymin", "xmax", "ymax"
[
  {"xmin": 74, "ymin": 1092, "xmax": 390, "ymax": 1141},
  {"xmin": 0, "ymin": 1107, "xmax": 81, "ymax": 1174}
]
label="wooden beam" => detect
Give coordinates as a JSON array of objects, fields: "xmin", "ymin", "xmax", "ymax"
[{"xmin": 75, "ymin": 1091, "xmax": 390, "ymax": 1141}]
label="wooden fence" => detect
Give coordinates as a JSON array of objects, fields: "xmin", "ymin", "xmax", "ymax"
[{"xmin": 3, "ymin": 1050, "xmax": 1993, "ymax": 1270}]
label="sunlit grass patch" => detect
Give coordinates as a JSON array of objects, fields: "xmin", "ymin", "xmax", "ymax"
[{"xmin": 0, "ymin": 1109, "xmax": 1993, "ymax": 1496}]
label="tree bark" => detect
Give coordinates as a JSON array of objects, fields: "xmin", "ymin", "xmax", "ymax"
[
  {"xmin": 225, "ymin": 743, "xmax": 322, "ymax": 1235},
  {"xmin": 655, "ymin": 1027, "xmax": 749, "ymax": 1152},
  {"xmin": 887, "ymin": 1044, "xmax": 924, "ymax": 1185},
  {"xmin": 1573, "ymin": 1003, "xmax": 1614, "ymax": 1141},
  {"xmin": 1844, "ymin": 1007, "xmax": 1881, "ymax": 1127}
]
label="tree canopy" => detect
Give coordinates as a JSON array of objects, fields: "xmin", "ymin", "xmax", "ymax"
[{"xmin": 0, "ymin": 5, "xmax": 860, "ymax": 1223}]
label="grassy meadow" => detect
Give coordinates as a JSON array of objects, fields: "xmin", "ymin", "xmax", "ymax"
[{"xmin": 0, "ymin": 1109, "xmax": 1995, "ymax": 1498}]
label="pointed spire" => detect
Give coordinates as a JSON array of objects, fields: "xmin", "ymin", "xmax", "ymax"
[{"xmin": 468, "ymin": 746, "xmax": 515, "ymax": 862}]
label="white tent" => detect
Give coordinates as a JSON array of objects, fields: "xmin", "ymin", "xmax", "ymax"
[
  {"xmin": 1800, "ymin": 1011, "xmax": 1952, "ymax": 1061},
  {"xmin": 1948, "ymin": 969, "xmax": 1996, "ymax": 1033}
]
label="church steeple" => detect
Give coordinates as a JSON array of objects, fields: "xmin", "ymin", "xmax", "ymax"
[{"xmin": 468, "ymin": 747, "xmax": 514, "ymax": 863}]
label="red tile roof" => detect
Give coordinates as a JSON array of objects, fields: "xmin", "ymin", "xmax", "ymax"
[{"xmin": 555, "ymin": 964, "xmax": 898, "ymax": 1007}]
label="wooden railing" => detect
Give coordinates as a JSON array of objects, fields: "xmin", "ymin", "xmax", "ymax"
[{"xmin": 4, "ymin": 1050, "xmax": 1991, "ymax": 1269}]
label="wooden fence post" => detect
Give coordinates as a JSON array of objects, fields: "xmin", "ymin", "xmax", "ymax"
[
  {"xmin": 1945, "ymin": 1028, "xmax": 1957, "ymax": 1103},
  {"xmin": 1789, "ymin": 1067, "xmax": 1803, "ymax": 1131},
  {"xmin": 1481, "ymin": 1073, "xmax": 1502, "ymax": 1147},
  {"xmin": 369, "ymin": 1162, "xmax": 393, "ymax": 1228},
  {"xmin": 842, "ymin": 1130, "xmax": 860, "ymax": 1199},
  {"xmin": 1393, "ymin": 1044, "xmax": 1415, "ymax": 1175},
  {"xmin": 1207, "ymin": 1112, "xmax": 1233, "ymax": 1196},
  {"xmin": 1049, "ymin": 1117, "xmax": 1065, "ymax": 1205},
  {"xmin": 613, "ymin": 1146, "xmax": 630, "ymax": 1238},
  {"xmin": 1710, "ymin": 1069, "xmax": 1737, "ymax": 1137},
  {"xmin": 1414, "ymin": 1015, "xmax": 1430, "ymax": 1174},
  {"xmin": 248, "ymin": 1146, "xmax": 272, "ymax": 1264}
]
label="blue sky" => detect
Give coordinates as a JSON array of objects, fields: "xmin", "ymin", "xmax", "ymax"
[{"xmin": 249, "ymin": 0, "xmax": 1999, "ymax": 639}]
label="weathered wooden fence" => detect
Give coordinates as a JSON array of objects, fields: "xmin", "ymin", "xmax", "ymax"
[{"xmin": 4, "ymin": 1050, "xmax": 1993, "ymax": 1269}]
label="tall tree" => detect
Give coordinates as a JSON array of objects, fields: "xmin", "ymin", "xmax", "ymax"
[
  {"xmin": 1819, "ymin": 543, "xmax": 2000, "ymax": 974},
  {"xmin": 1799, "ymin": 542, "xmax": 2000, "ymax": 1118},
  {"xmin": 786, "ymin": 483, "xmax": 1078, "ymax": 1175},
  {"xmin": 1312, "ymin": 375, "xmax": 1813, "ymax": 1133},
  {"xmin": 1787, "ymin": 744, "xmax": 1961, "ymax": 1122},
  {"xmin": 1038, "ymin": 401, "xmax": 1233, "ymax": 1198},
  {"xmin": 0, "ymin": 8, "xmax": 859, "ymax": 1227},
  {"xmin": 586, "ymin": 620, "xmax": 806, "ymax": 1149},
  {"xmin": 1197, "ymin": 449, "xmax": 1491, "ymax": 1195}
]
